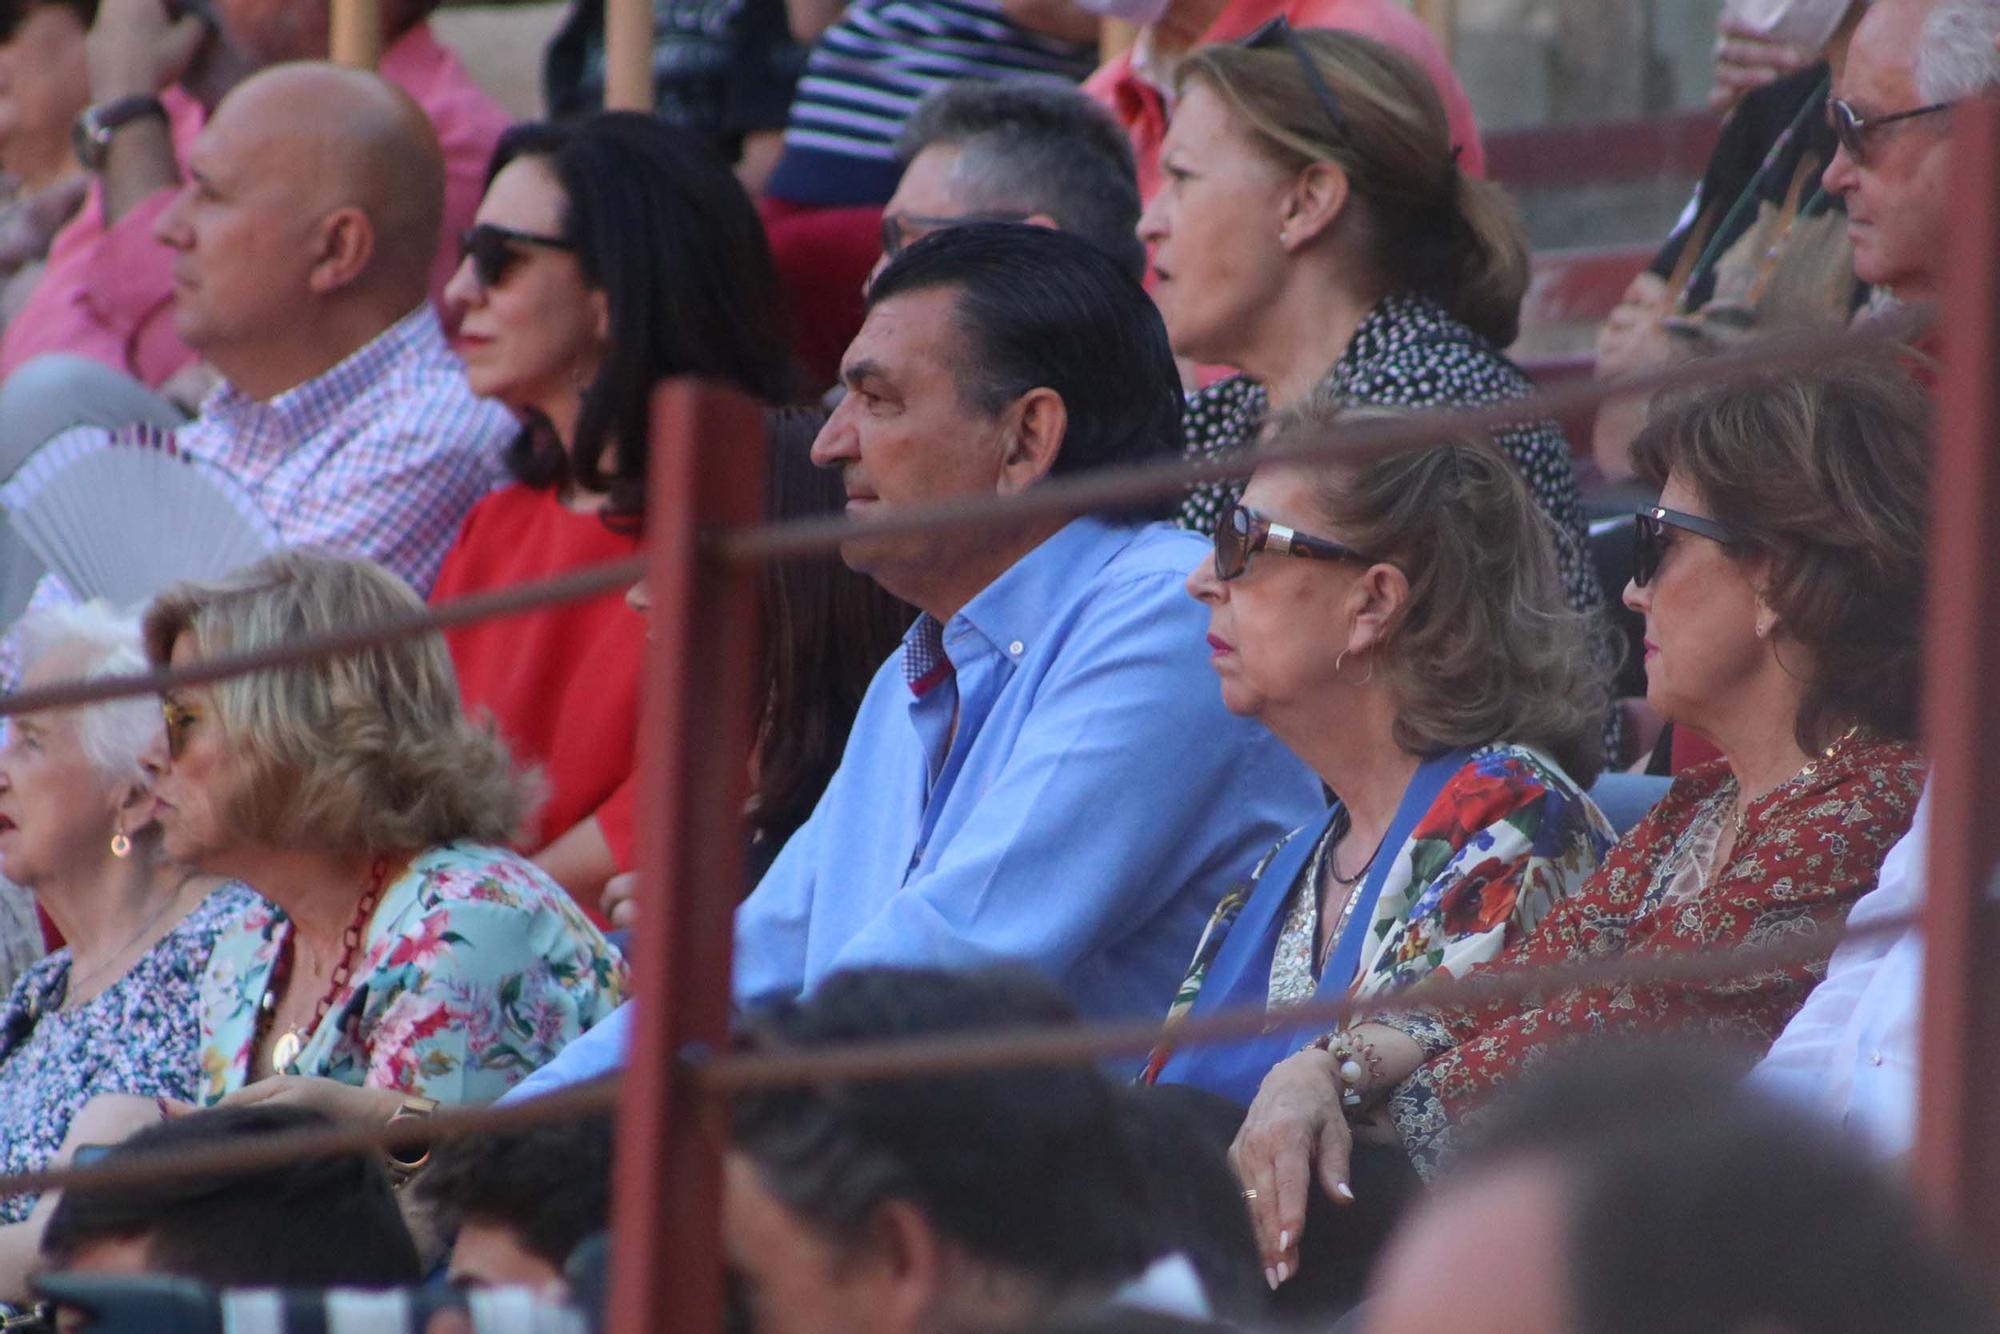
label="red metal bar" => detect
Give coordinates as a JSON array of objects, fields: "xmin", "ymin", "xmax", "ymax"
[
  {"xmin": 608, "ymin": 381, "xmax": 768, "ymax": 1334},
  {"xmin": 1917, "ymin": 95, "xmax": 2000, "ymax": 1253}
]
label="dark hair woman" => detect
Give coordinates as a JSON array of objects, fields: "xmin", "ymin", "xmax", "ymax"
[{"xmin": 428, "ymin": 111, "xmax": 796, "ymax": 918}]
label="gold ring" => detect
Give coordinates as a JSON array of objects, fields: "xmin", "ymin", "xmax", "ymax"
[{"xmin": 1242, "ymin": 1188, "xmax": 1260, "ymax": 1201}]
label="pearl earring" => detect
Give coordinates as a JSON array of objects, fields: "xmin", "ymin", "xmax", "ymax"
[{"xmin": 1278, "ymin": 230, "xmax": 1290, "ymax": 245}]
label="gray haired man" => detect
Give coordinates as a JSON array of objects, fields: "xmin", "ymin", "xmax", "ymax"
[{"xmin": 870, "ymin": 77, "xmax": 1146, "ymax": 285}]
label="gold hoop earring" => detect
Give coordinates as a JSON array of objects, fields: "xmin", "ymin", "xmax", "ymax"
[
  {"xmin": 1335, "ymin": 649, "xmax": 1376, "ymax": 686},
  {"xmin": 110, "ymin": 832, "xmax": 132, "ymax": 859}
]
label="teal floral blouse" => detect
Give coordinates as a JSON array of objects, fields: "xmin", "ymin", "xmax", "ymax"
[{"xmin": 197, "ymin": 842, "xmax": 626, "ymax": 1105}]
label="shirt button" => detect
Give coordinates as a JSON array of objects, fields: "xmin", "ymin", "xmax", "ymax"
[
  {"xmin": 1868, "ymin": 1051, "xmax": 1884, "ymax": 1066},
  {"xmin": 1008, "ymin": 641, "xmax": 1025, "ymax": 656}
]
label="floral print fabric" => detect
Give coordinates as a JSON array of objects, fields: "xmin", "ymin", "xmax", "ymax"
[
  {"xmin": 197, "ymin": 842, "xmax": 625, "ymax": 1105},
  {"xmin": 1146, "ymin": 745, "xmax": 1613, "ymax": 1080},
  {"xmin": 1382, "ymin": 735, "xmax": 1926, "ymax": 1177},
  {"xmin": 0, "ymin": 884, "xmax": 254, "ymax": 1222}
]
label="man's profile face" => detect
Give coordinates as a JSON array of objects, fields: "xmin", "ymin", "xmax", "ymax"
[
  {"xmin": 811, "ymin": 285, "xmax": 1016, "ymax": 607},
  {"xmin": 446, "ymin": 1218, "xmax": 566, "ymax": 1293},
  {"xmin": 1820, "ymin": 0, "xmax": 1955, "ymax": 301},
  {"xmin": 152, "ymin": 88, "xmax": 322, "ymax": 357},
  {"xmin": 722, "ymin": 1153, "xmax": 912, "ymax": 1334}
]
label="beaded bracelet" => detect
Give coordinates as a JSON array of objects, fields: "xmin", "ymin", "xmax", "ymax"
[{"xmin": 1309, "ymin": 1029, "xmax": 1385, "ymax": 1111}]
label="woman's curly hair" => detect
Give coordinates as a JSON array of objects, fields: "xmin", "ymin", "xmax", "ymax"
[
  {"xmin": 143, "ymin": 550, "xmax": 538, "ymax": 856},
  {"xmin": 1269, "ymin": 402, "xmax": 1612, "ymax": 785},
  {"xmin": 1629, "ymin": 357, "xmax": 1931, "ymax": 752}
]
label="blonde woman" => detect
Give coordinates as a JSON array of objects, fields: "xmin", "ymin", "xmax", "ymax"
[
  {"xmin": 1141, "ymin": 28, "xmax": 1601, "ymax": 628},
  {"xmin": 139, "ymin": 550, "xmax": 626, "ymax": 1121}
]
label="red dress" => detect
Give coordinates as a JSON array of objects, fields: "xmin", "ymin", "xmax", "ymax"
[
  {"xmin": 1383, "ymin": 733, "xmax": 1926, "ymax": 1174},
  {"xmin": 431, "ymin": 484, "xmax": 644, "ymax": 869}
]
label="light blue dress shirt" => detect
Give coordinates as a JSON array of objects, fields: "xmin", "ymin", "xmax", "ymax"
[{"xmin": 503, "ymin": 516, "xmax": 1323, "ymax": 1100}]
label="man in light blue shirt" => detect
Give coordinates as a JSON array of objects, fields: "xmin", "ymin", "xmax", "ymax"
[{"xmin": 506, "ymin": 225, "xmax": 1320, "ymax": 1100}]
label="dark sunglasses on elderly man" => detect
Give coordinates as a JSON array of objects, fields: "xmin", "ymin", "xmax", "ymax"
[
  {"xmin": 1241, "ymin": 15, "xmax": 1347, "ymax": 134},
  {"xmin": 1214, "ymin": 502, "xmax": 1380, "ymax": 581},
  {"xmin": 458, "ymin": 222, "xmax": 577, "ymax": 290},
  {"xmin": 1825, "ymin": 97, "xmax": 1955, "ymax": 167},
  {"xmin": 1632, "ymin": 506, "xmax": 1737, "ymax": 588}
]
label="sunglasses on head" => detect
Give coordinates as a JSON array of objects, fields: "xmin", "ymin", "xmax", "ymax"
[
  {"xmin": 1632, "ymin": 506, "xmax": 1737, "ymax": 588},
  {"xmin": 879, "ymin": 210, "xmax": 1032, "ymax": 263},
  {"xmin": 1825, "ymin": 97, "xmax": 1954, "ymax": 167},
  {"xmin": 1241, "ymin": 15, "xmax": 1346, "ymax": 134},
  {"xmin": 1213, "ymin": 502, "xmax": 1379, "ymax": 581},
  {"xmin": 458, "ymin": 222, "xmax": 576, "ymax": 290}
]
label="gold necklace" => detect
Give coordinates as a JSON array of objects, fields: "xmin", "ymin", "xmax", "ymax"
[{"xmin": 61, "ymin": 871, "xmax": 199, "ymax": 1011}]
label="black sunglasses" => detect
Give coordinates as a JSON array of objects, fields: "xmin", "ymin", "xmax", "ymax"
[
  {"xmin": 1214, "ymin": 503, "xmax": 1379, "ymax": 581},
  {"xmin": 1241, "ymin": 15, "xmax": 1346, "ymax": 134},
  {"xmin": 458, "ymin": 222, "xmax": 576, "ymax": 289},
  {"xmin": 1632, "ymin": 506, "xmax": 1736, "ymax": 588},
  {"xmin": 1826, "ymin": 97, "xmax": 1954, "ymax": 166},
  {"xmin": 879, "ymin": 210, "xmax": 1032, "ymax": 262}
]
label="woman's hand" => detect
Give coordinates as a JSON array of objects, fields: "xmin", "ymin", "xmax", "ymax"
[
  {"xmin": 602, "ymin": 871, "xmax": 639, "ymax": 930},
  {"xmin": 172, "ymin": 1076, "xmax": 408, "ymax": 1124},
  {"xmin": 1229, "ymin": 1049, "xmax": 1355, "ymax": 1289}
]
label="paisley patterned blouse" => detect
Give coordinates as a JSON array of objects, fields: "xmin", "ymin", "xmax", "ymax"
[
  {"xmin": 1145, "ymin": 745, "xmax": 1614, "ymax": 1084},
  {"xmin": 1380, "ymin": 734, "xmax": 1926, "ymax": 1177},
  {"xmin": 196, "ymin": 843, "xmax": 625, "ymax": 1106},
  {"xmin": 0, "ymin": 884, "xmax": 254, "ymax": 1223}
]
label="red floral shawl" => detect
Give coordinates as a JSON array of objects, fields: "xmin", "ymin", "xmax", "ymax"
[{"xmin": 1383, "ymin": 734, "xmax": 1925, "ymax": 1175}]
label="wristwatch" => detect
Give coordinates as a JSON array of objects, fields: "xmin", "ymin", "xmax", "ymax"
[
  {"xmin": 72, "ymin": 94, "xmax": 169, "ymax": 172},
  {"xmin": 383, "ymin": 1094, "xmax": 440, "ymax": 1179}
]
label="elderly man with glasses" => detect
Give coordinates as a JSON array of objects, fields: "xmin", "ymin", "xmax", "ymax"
[{"xmin": 1822, "ymin": 0, "xmax": 2000, "ymax": 308}]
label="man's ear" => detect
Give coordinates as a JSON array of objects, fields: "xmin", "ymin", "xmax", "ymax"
[
  {"xmin": 995, "ymin": 387, "xmax": 1066, "ymax": 497},
  {"xmin": 1345, "ymin": 560, "xmax": 1410, "ymax": 656},
  {"xmin": 855, "ymin": 1198, "xmax": 946, "ymax": 1334},
  {"xmin": 306, "ymin": 206, "xmax": 377, "ymax": 295}
]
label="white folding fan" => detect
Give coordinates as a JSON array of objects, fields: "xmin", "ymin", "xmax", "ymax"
[{"xmin": 0, "ymin": 425, "xmax": 282, "ymax": 607}]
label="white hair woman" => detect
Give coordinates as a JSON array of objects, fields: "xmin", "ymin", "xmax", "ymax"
[
  {"xmin": 0, "ymin": 602, "xmax": 249, "ymax": 1222},
  {"xmin": 139, "ymin": 549, "xmax": 625, "ymax": 1128}
]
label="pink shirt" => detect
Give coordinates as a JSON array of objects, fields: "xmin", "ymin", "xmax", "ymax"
[
  {"xmin": 0, "ymin": 23, "xmax": 510, "ymax": 388},
  {"xmin": 1085, "ymin": 0, "xmax": 1486, "ymax": 208}
]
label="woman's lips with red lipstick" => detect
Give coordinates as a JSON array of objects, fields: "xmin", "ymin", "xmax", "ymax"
[{"xmin": 1207, "ymin": 634, "xmax": 1233, "ymax": 656}]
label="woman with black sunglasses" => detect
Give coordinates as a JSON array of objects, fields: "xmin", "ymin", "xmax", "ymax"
[
  {"xmin": 1142, "ymin": 402, "xmax": 1615, "ymax": 1306},
  {"xmin": 1223, "ymin": 360, "xmax": 1929, "ymax": 1312},
  {"xmin": 428, "ymin": 112, "xmax": 795, "ymax": 921}
]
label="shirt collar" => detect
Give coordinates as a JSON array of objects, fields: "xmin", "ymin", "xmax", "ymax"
[
  {"xmin": 202, "ymin": 303, "xmax": 442, "ymax": 440},
  {"xmin": 952, "ymin": 516, "xmax": 1142, "ymax": 660}
]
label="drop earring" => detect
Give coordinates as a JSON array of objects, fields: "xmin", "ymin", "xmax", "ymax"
[{"xmin": 110, "ymin": 831, "xmax": 132, "ymax": 859}]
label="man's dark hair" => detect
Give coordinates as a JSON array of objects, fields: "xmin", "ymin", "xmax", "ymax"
[
  {"xmin": 486, "ymin": 111, "xmax": 796, "ymax": 514},
  {"xmin": 40, "ymin": 1104, "xmax": 421, "ymax": 1288},
  {"xmin": 896, "ymin": 79, "xmax": 1145, "ymax": 283},
  {"xmin": 866, "ymin": 223, "xmax": 1183, "ymax": 521},
  {"xmin": 732, "ymin": 967, "xmax": 1163, "ymax": 1292},
  {"xmin": 413, "ymin": 1113, "xmax": 614, "ymax": 1272},
  {"xmin": 1459, "ymin": 1046, "xmax": 1996, "ymax": 1334},
  {"xmin": 1113, "ymin": 1087, "xmax": 1263, "ymax": 1322},
  {"xmin": 0, "ymin": 0, "xmax": 92, "ymax": 39}
]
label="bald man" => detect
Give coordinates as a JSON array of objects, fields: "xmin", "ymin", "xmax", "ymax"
[
  {"xmin": 0, "ymin": 0, "xmax": 506, "ymax": 389},
  {"xmin": 3, "ymin": 64, "xmax": 511, "ymax": 616}
]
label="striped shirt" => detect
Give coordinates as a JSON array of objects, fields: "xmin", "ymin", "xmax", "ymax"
[{"xmin": 766, "ymin": 0, "xmax": 1097, "ymax": 205}]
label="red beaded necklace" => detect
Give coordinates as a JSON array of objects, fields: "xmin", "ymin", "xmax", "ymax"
[{"xmin": 259, "ymin": 857, "xmax": 393, "ymax": 1074}]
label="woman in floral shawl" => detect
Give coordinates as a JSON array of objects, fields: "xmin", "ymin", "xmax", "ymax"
[
  {"xmin": 141, "ymin": 551, "xmax": 625, "ymax": 1117},
  {"xmin": 1228, "ymin": 361, "xmax": 1930, "ymax": 1306},
  {"xmin": 1148, "ymin": 408, "xmax": 1615, "ymax": 1108}
]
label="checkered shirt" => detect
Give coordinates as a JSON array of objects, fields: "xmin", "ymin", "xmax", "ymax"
[{"xmin": 173, "ymin": 303, "xmax": 513, "ymax": 594}]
